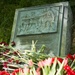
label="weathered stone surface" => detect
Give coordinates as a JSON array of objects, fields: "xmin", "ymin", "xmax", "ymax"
[
  {"xmin": 73, "ymin": 38, "xmax": 75, "ymax": 43},
  {"xmin": 10, "ymin": 2, "xmax": 73, "ymax": 56},
  {"xmin": 16, "ymin": 7, "xmax": 59, "ymax": 35}
]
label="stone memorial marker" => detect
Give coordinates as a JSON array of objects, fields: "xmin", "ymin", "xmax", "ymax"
[{"xmin": 10, "ymin": 2, "xmax": 72, "ymax": 56}]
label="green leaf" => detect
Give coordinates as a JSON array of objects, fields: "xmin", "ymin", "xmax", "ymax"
[
  {"xmin": 56, "ymin": 59, "xmax": 65, "ymax": 75},
  {"xmin": 49, "ymin": 58, "xmax": 57, "ymax": 75}
]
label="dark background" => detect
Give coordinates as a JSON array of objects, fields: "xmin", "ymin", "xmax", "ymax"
[{"xmin": 0, "ymin": 0, "xmax": 75, "ymax": 53}]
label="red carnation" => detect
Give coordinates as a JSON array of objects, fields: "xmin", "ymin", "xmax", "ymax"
[
  {"xmin": 0, "ymin": 42, "xmax": 8, "ymax": 46},
  {"xmin": 66, "ymin": 54, "xmax": 74, "ymax": 61},
  {"xmin": 3, "ymin": 62, "xmax": 8, "ymax": 68},
  {"xmin": 11, "ymin": 41, "xmax": 16, "ymax": 46},
  {"xmin": 57, "ymin": 57, "xmax": 63, "ymax": 63},
  {"xmin": 0, "ymin": 71, "xmax": 10, "ymax": 75},
  {"xmin": 11, "ymin": 68, "xmax": 23, "ymax": 75}
]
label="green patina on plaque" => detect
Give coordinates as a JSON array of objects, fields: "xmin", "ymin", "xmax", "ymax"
[
  {"xmin": 10, "ymin": 2, "xmax": 72, "ymax": 56},
  {"xmin": 17, "ymin": 7, "xmax": 59, "ymax": 35}
]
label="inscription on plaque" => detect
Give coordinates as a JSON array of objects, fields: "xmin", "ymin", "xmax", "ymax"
[{"xmin": 17, "ymin": 7, "xmax": 59, "ymax": 35}]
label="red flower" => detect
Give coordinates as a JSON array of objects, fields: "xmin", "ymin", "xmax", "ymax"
[
  {"xmin": 11, "ymin": 68, "xmax": 23, "ymax": 75},
  {"xmin": 8, "ymin": 58, "xmax": 14, "ymax": 63},
  {"xmin": 43, "ymin": 58, "xmax": 55, "ymax": 66},
  {"xmin": 6, "ymin": 49, "xmax": 9, "ymax": 52},
  {"xmin": 57, "ymin": 57, "xmax": 63, "ymax": 63},
  {"xmin": 0, "ymin": 42, "xmax": 8, "ymax": 46},
  {"xmin": 36, "ymin": 67, "xmax": 41, "ymax": 72},
  {"xmin": 3, "ymin": 49, "xmax": 9, "ymax": 54},
  {"xmin": 36, "ymin": 68, "xmax": 41, "ymax": 75},
  {"xmin": 73, "ymin": 54, "xmax": 75, "ymax": 59},
  {"xmin": 11, "ymin": 41, "xmax": 16, "ymax": 46},
  {"xmin": 38, "ymin": 58, "xmax": 55, "ymax": 67},
  {"xmin": 64, "ymin": 65, "xmax": 70, "ymax": 71},
  {"xmin": 66, "ymin": 54, "xmax": 74, "ymax": 60},
  {"xmin": 28, "ymin": 59, "xmax": 33, "ymax": 67},
  {"xmin": 64, "ymin": 65, "xmax": 75, "ymax": 75},
  {"xmin": 24, "ymin": 66, "xmax": 30, "ymax": 73},
  {"xmin": 3, "ymin": 62, "xmax": 8, "ymax": 68},
  {"xmin": 0, "ymin": 71, "xmax": 10, "ymax": 75},
  {"xmin": 38, "ymin": 60, "xmax": 44, "ymax": 68},
  {"xmin": 16, "ymin": 60, "xmax": 19, "ymax": 64},
  {"xmin": 63, "ymin": 58, "xmax": 68, "ymax": 66},
  {"xmin": 13, "ymin": 51, "xmax": 19, "ymax": 55},
  {"xmin": 13, "ymin": 51, "xmax": 17, "ymax": 55},
  {"xmin": 36, "ymin": 67, "xmax": 41, "ymax": 75}
]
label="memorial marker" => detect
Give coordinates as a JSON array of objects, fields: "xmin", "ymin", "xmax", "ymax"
[{"xmin": 10, "ymin": 2, "xmax": 72, "ymax": 56}]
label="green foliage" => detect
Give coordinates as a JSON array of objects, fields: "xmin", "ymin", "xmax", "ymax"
[
  {"xmin": 0, "ymin": 1, "xmax": 20, "ymax": 43},
  {"xmin": 0, "ymin": 41, "xmax": 53, "ymax": 69}
]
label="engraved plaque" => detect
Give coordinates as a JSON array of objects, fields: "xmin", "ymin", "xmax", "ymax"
[
  {"xmin": 10, "ymin": 2, "xmax": 72, "ymax": 56},
  {"xmin": 17, "ymin": 7, "xmax": 59, "ymax": 35}
]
